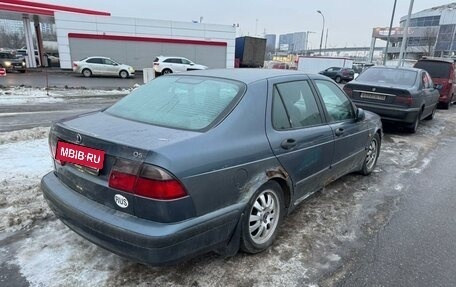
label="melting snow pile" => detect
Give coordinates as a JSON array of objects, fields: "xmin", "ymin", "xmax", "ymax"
[{"xmin": 0, "ymin": 127, "xmax": 53, "ymax": 233}]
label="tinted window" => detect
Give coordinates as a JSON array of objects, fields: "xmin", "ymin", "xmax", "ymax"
[
  {"xmin": 105, "ymin": 76, "xmax": 244, "ymax": 131},
  {"xmin": 181, "ymin": 59, "xmax": 191, "ymax": 64},
  {"xmin": 272, "ymin": 81, "xmax": 322, "ymax": 129},
  {"xmin": 355, "ymin": 67, "xmax": 417, "ymax": 87},
  {"xmin": 315, "ymin": 80, "xmax": 355, "ymax": 122},
  {"xmin": 414, "ymin": 61, "xmax": 452, "ymax": 79}
]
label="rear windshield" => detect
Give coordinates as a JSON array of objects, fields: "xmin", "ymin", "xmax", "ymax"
[
  {"xmin": 414, "ymin": 61, "xmax": 452, "ymax": 78},
  {"xmin": 105, "ymin": 76, "xmax": 245, "ymax": 131},
  {"xmin": 355, "ymin": 67, "xmax": 417, "ymax": 87}
]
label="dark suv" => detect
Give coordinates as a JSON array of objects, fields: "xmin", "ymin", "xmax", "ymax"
[
  {"xmin": 414, "ymin": 57, "xmax": 455, "ymax": 109},
  {"xmin": 319, "ymin": 67, "xmax": 355, "ymax": 83},
  {"xmin": 0, "ymin": 52, "xmax": 26, "ymax": 73}
]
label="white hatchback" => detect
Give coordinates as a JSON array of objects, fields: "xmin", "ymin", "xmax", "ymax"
[
  {"xmin": 153, "ymin": 56, "xmax": 207, "ymax": 75},
  {"xmin": 73, "ymin": 56, "xmax": 135, "ymax": 78}
]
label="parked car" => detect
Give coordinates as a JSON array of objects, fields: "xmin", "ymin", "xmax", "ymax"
[
  {"xmin": 319, "ymin": 67, "xmax": 355, "ymax": 83},
  {"xmin": 0, "ymin": 51, "xmax": 26, "ymax": 73},
  {"xmin": 41, "ymin": 69, "xmax": 382, "ymax": 265},
  {"xmin": 153, "ymin": 56, "xmax": 207, "ymax": 76},
  {"xmin": 413, "ymin": 57, "xmax": 456, "ymax": 109},
  {"xmin": 343, "ymin": 66, "xmax": 439, "ymax": 133},
  {"xmin": 72, "ymin": 56, "xmax": 135, "ymax": 78}
]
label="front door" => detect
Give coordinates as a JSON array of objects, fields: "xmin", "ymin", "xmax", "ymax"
[
  {"xmin": 313, "ymin": 79, "xmax": 370, "ymax": 179},
  {"xmin": 266, "ymin": 76, "xmax": 334, "ymax": 202}
]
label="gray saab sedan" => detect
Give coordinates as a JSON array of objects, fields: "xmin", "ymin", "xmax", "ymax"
[{"xmin": 41, "ymin": 69, "xmax": 382, "ymax": 265}]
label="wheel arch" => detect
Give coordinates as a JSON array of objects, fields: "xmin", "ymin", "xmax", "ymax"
[{"xmin": 240, "ymin": 166, "xmax": 293, "ymax": 211}]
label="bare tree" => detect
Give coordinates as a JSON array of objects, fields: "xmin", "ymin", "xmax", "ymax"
[
  {"xmin": 423, "ymin": 27, "xmax": 438, "ymax": 56},
  {"xmin": 0, "ymin": 27, "xmax": 25, "ymax": 49}
]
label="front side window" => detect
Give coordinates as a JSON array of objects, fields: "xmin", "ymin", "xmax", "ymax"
[
  {"xmin": 315, "ymin": 80, "xmax": 355, "ymax": 122},
  {"xmin": 103, "ymin": 59, "xmax": 116, "ymax": 65},
  {"xmin": 181, "ymin": 59, "xmax": 191, "ymax": 65},
  {"xmin": 272, "ymin": 80, "xmax": 322, "ymax": 130},
  {"xmin": 105, "ymin": 76, "xmax": 244, "ymax": 131}
]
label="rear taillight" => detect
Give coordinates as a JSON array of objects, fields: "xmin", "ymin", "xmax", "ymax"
[
  {"xmin": 49, "ymin": 134, "xmax": 63, "ymax": 165},
  {"xmin": 108, "ymin": 159, "xmax": 188, "ymax": 200},
  {"xmin": 343, "ymin": 86, "xmax": 353, "ymax": 97},
  {"xmin": 394, "ymin": 95, "xmax": 413, "ymax": 106},
  {"xmin": 73, "ymin": 62, "xmax": 77, "ymax": 67},
  {"xmin": 153, "ymin": 62, "xmax": 159, "ymax": 66}
]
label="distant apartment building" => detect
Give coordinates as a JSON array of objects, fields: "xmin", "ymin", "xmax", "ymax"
[
  {"xmin": 278, "ymin": 32, "xmax": 307, "ymax": 53},
  {"xmin": 265, "ymin": 34, "xmax": 276, "ymax": 51}
]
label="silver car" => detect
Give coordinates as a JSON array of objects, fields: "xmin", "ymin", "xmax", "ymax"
[{"xmin": 73, "ymin": 56, "xmax": 135, "ymax": 78}]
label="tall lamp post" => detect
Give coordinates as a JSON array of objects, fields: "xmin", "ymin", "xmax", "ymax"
[{"xmin": 317, "ymin": 10, "xmax": 325, "ymax": 56}]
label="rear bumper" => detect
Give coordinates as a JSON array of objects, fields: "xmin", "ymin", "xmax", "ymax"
[
  {"xmin": 41, "ymin": 171, "xmax": 243, "ymax": 265},
  {"xmin": 353, "ymin": 101, "xmax": 420, "ymax": 124}
]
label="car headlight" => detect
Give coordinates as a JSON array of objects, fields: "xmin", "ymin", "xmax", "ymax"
[
  {"xmin": 22, "ymin": 61, "xmax": 26, "ymax": 66},
  {"xmin": 128, "ymin": 67, "xmax": 134, "ymax": 71},
  {"xmin": 4, "ymin": 61, "xmax": 11, "ymax": 67}
]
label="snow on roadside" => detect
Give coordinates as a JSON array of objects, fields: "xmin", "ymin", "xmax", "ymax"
[
  {"xmin": 0, "ymin": 127, "xmax": 53, "ymax": 233},
  {"xmin": 0, "ymin": 86, "xmax": 131, "ymax": 105}
]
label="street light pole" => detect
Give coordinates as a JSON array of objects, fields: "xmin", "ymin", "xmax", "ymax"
[
  {"xmin": 317, "ymin": 10, "xmax": 325, "ymax": 56},
  {"xmin": 383, "ymin": 0, "xmax": 398, "ymax": 65},
  {"xmin": 398, "ymin": 0, "xmax": 414, "ymax": 67}
]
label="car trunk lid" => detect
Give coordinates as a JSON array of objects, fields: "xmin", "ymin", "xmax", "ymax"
[
  {"xmin": 50, "ymin": 111, "xmax": 198, "ymax": 222},
  {"xmin": 344, "ymin": 82, "xmax": 412, "ymax": 106}
]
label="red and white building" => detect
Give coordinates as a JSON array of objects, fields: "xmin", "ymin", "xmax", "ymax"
[{"xmin": 0, "ymin": 0, "xmax": 236, "ymax": 70}]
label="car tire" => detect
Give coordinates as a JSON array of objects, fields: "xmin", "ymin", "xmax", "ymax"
[
  {"xmin": 359, "ymin": 133, "xmax": 380, "ymax": 175},
  {"xmin": 240, "ymin": 181, "xmax": 284, "ymax": 254},
  {"xmin": 425, "ymin": 104, "xmax": 437, "ymax": 120},
  {"xmin": 82, "ymin": 69, "xmax": 92, "ymax": 78},
  {"xmin": 119, "ymin": 70, "xmax": 128, "ymax": 79},
  {"xmin": 335, "ymin": 76, "xmax": 342, "ymax": 83},
  {"xmin": 407, "ymin": 110, "xmax": 422, "ymax": 133},
  {"xmin": 162, "ymin": 68, "xmax": 172, "ymax": 75}
]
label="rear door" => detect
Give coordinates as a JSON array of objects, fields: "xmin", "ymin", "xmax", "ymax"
[
  {"xmin": 421, "ymin": 71, "xmax": 438, "ymax": 114},
  {"xmin": 85, "ymin": 58, "xmax": 103, "ymax": 75},
  {"xmin": 265, "ymin": 76, "xmax": 334, "ymax": 202},
  {"xmin": 313, "ymin": 79, "xmax": 370, "ymax": 179}
]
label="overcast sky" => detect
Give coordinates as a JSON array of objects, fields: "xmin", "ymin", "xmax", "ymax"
[{"xmin": 44, "ymin": 0, "xmax": 453, "ymax": 48}]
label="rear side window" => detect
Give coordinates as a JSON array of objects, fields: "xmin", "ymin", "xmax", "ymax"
[
  {"xmin": 86, "ymin": 58, "xmax": 102, "ymax": 64},
  {"xmin": 414, "ymin": 61, "xmax": 451, "ymax": 79},
  {"xmin": 272, "ymin": 80, "xmax": 322, "ymax": 130},
  {"xmin": 105, "ymin": 76, "xmax": 245, "ymax": 131}
]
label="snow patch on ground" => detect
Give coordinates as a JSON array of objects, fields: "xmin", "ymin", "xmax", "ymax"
[
  {"xmin": 0, "ymin": 128, "xmax": 53, "ymax": 233},
  {"xmin": 12, "ymin": 220, "xmax": 124, "ymax": 287},
  {"xmin": 0, "ymin": 86, "xmax": 129, "ymax": 105}
]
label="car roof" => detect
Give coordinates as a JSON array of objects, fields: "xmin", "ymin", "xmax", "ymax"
[
  {"xmin": 85, "ymin": 56, "xmax": 111, "ymax": 59},
  {"xmin": 173, "ymin": 68, "xmax": 328, "ymax": 84},
  {"xmin": 417, "ymin": 57, "xmax": 454, "ymax": 64}
]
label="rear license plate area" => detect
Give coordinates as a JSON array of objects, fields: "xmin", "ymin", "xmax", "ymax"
[
  {"xmin": 55, "ymin": 141, "xmax": 105, "ymax": 170},
  {"xmin": 360, "ymin": 93, "xmax": 386, "ymax": 101}
]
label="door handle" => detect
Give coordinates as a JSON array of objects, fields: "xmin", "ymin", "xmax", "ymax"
[
  {"xmin": 335, "ymin": 128, "xmax": 344, "ymax": 136},
  {"xmin": 281, "ymin": 138, "xmax": 297, "ymax": 150}
]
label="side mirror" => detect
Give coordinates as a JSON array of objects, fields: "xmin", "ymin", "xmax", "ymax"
[{"xmin": 356, "ymin": 108, "xmax": 366, "ymax": 121}]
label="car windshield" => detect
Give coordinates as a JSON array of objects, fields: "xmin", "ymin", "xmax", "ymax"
[
  {"xmin": 105, "ymin": 76, "xmax": 244, "ymax": 131},
  {"xmin": 355, "ymin": 67, "xmax": 417, "ymax": 87},
  {"xmin": 414, "ymin": 61, "xmax": 451, "ymax": 78}
]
